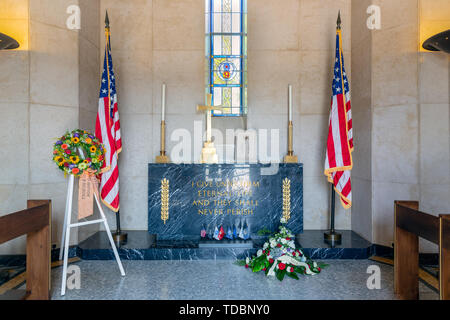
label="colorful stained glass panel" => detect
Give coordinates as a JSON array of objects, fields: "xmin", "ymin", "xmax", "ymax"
[{"xmin": 207, "ymin": 0, "xmax": 247, "ymax": 116}]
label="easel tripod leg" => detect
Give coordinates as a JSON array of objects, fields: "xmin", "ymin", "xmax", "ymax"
[
  {"xmin": 60, "ymin": 175, "xmax": 74, "ymax": 261},
  {"xmin": 94, "ymin": 193, "xmax": 126, "ymax": 276},
  {"xmin": 61, "ymin": 224, "xmax": 71, "ymax": 296}
]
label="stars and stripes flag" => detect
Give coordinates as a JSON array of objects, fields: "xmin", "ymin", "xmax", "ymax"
[
  {"xmin": 95, "ymin": 31, "xmax": 122, "ymax": 212},
  {"xmin": 324, "ymin": 26, "xmax": 353, "ymax": 209}
]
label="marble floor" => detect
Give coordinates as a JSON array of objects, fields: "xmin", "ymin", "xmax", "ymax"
[{"xmin": 50, "ymin": 260, "xmax": 438, "ymax": 300}]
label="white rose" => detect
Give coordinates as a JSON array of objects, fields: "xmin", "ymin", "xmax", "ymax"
[
  {"xmin": 281, "ymin": 238, "xmax": 287, "ymax": 244},
  {"xmin": 287, "ymin": 266, "xmax": 292, "ymax": 272},
  {"xmin": 246, "ymin": 257, "xmax": 250, "ymax": 264},
  {"xmin": 313, "ymin": 262, "xmax": 317, "ymax": 268},
  {"xmin": 301, "ymin": 256, "xmax": 306, "ymax": 262},
  {"xmin": 257, "ymin": 249, "xmax": 262, "ymax": 257},
  {"xmin": 263, "ymin": 243, "xmax": 268, "ymax": 250}
]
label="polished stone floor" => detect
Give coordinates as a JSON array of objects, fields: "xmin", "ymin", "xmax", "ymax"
[{"xmin": 49, "ymin": 260, "xmax": 438, "ymax": 300}]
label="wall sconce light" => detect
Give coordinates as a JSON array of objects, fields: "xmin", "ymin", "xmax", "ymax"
[
  {"xmin": 422, "ymin": 29, "xmax": 450, "ymax": 53},
  {"xmin": 0, "ymin": 32, "xmax": 20, "ymax": 50}
]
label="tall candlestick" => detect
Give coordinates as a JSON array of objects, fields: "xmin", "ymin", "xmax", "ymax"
[
  {"xmin": 288, "ymin": 84, "xmax": 292, "ymax": 122},
  {"xmin": 284, "ymin": 84, "xmax": 297, "ymax": 163},
  {"xmin": 161, "ymin": 83, "xmax": 166, "ymax": 121}
]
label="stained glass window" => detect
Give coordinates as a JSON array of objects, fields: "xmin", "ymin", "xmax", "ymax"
[{"xmin": 205, "ymin": 0, "xmax": 247, "ymax": 116}]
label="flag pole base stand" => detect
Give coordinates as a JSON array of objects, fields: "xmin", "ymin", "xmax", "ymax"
[
  {"xmin": 324, "ymin": 231, "xmax": 342, "ymax": 245},
  {"xmin": 112, "ymin": 231, "xmax": 128, "ymax": 246},
  {"xmin": 201, "ymin": 142, "xmax": 219, "ymax": 164},
  {"xmin": 155, "ymin": 153, "xmax": 170, "ymax": 163},
  {"xmin": 283, "ymin": 153, "xmax": 298, "ymax": 163}
]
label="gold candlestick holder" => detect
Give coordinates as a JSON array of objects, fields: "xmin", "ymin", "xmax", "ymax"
[
  {"xmin": 156, "ymin": 120, "xmax": 170, "ymax": 163},
  {"xmin": 284, "ymin": 121, "xmax": 298, "ymax": 163}
]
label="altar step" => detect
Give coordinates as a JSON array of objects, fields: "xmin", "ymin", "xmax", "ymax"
[{"xmin": 76, "ymin": 230, "xmax": 374, "ymax": 260}]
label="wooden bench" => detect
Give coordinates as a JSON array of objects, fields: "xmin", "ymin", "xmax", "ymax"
[
  {"xmin": 394, "ymin": 200, "xmax": 449, "ymax": 300},
  {"xmin": 0, "ymin": 200, "xmax": 51, "ymax": 300}
]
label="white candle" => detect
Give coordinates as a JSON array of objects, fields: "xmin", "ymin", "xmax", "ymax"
[
  {"xmin": 288, "ymin": 84, "xmax": 292, "ymax": 122},
  {"xmin": 161, "ymin": 83, "xmax": 166, "ymax": 121}
]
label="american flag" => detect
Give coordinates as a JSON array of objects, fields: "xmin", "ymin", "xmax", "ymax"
[
  {"xmin": 95, "ymin": 33, "xmax": 122, "ymax": 212},
  {"xmin": 324, "ymin": 27, "xmax": 353, "ymax": 209}
]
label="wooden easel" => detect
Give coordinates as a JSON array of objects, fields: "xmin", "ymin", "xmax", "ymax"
[{"xmin": 59, "ymin": 174, "xmax": 125, "ymax": 296}]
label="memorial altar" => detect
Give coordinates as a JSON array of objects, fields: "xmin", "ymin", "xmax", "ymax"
[{"xmin": 148, "ymin": 163, "xmax": 303, "ymax": 241}]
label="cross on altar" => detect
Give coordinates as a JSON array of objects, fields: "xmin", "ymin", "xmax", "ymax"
[
  {"xmin": 197, "ymin": 93, "xmax": 223, "ymax": 143},
  {"xmin": 197, "ymin": 93, "xmax": 223, "ymax": 163}
]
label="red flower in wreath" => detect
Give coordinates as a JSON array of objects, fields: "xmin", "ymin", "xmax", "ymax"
[
  {"xmin": 269, "ymin": 258, "xmax": 274, "ymax": 264},
  {"xmin": 245, "ymin": 264, "xmax": 249, "ymax": 269},
  {"xmin": 292, "ymin": 252, "xmax": 296, "ymax": 256},
  {"xmin": 278, "ymin": 263, "xmax": 286, "ymax": 270},
  {"xmin": 277, "ymin": 244, "xmax": 282, "ymax": 248},
  {"xmin": 65, "ymin": 149, "xmax": 71, "ymax": 154},
  {"xmin": 286, "ymin": 237, "xmax": 291, "ymax": 241}
]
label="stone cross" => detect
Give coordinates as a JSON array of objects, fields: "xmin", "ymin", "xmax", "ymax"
[{"xmin": 197, "ymin": 94, "xmax": 223, "ymax": 143}]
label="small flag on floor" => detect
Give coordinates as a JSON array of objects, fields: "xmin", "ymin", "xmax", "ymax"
[
  {"xmin": 218, "ymin": 226, "xmax": 225, "ymax": 240},
  {"xmin": 233, "ymin": 223, "xmax": 239, "ymax": 238},
  {"xmin": 213, "ymin": 226, "xmax": 220, "ymax": 240},
  {"xmin": 242, "ymin": 220, "xmax": 250, "ymax": 240},
  {"xmin": 226, "ymin": 225, "xmax": 233, "ymax": 240},
  {"xmin": 238, "ymin": 222, "xmax": 244, "ymax": 239},
  {"xmin": 200, "ymin": 224, "xmax": 207, "ymax": 238}
]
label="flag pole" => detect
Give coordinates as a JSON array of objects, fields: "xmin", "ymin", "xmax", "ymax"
[
  {"xmin": 105, "ymin": 10, "xmax": 127, "ymax": 246},
  {"xmin": 324, "ymin": 11, "xmax": 343, "ymax": 246}
]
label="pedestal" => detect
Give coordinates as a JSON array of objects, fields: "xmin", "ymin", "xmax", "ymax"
[{"xmin": 201, "ymin": 141, "xmax": 218, "ymax": 164}]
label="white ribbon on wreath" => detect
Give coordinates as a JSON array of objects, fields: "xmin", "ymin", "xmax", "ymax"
[{"xmin": 267, "ymin": 255, "xmax": 316, "ymax": 277}]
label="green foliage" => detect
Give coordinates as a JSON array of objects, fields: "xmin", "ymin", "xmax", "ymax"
[
  {"xmin": 234, "ymin": 260, "xmax": 246, "ymax": 266},
  {"xmin": 286, "ymin": 272, "xmax": 299, "ymax": 280},
  {"xmin": 257, "ymin": 228, "xmax": 272, "ymax": 236},
  {"xmin": 276, "ymin": 269, "xmax": 286, "ymax": 281}
]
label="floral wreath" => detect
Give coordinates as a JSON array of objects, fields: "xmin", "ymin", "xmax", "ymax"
[
  {"xmin": 236, "ymin": 218, "xmax": 327, "ymax": 281},
  {"xmin": 53, "ymin": 129, "xmax": 105, "ymax": 177}
]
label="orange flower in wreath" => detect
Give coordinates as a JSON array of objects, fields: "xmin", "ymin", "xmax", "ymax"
[
  {"xmin": 61, "ymin": 144, "xmax": 68, "ymax": 150},
  {"xmin": 72, "ymin": 168, "xmax": 80, "ymax": 175}
]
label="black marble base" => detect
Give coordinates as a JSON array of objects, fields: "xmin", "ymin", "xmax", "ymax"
[
  {"xmin": 74, "ymin": 230, "xmax": 374, "ymax": 260},
  {"xmin": 296, "ymin": 230, "xmax": 372, "ymax": 259}
]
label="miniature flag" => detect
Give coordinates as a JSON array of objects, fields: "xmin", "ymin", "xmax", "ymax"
[
  {"xmin": 218, "ymin": 226, "xmax": 225, "ymax": 240},
  {"xmin": 226, "ymin": 226, "xmax": 233, "ymax": 240},
  {"xmin": 242, "ymin": 220, "xmax": 250, "ymax": 240},
  {"xmin": 200, "ymin": 225, "xmax": 207, "ymax": 238},
  {"xmin": 238, "ymin": 222, "xmax": 244, "ymax": 239},
  {"xmin": 232, "ymin": 224, "xmax": 238, "ymax": 239},
  {"xmin": 208, "ymin": 227, "xmax": 213, "ymax": 239},
  {"xmin": 213, "ymin": 226, "xmax": 220, "ymax": 240}
]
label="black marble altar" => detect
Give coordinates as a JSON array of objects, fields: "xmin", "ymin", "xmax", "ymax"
[{"xmin": 148, "ymin": 163, "xmax": 303, "ymax": 240}]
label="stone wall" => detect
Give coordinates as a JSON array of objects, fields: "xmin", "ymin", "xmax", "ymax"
[
  {"xmin": 0, "ymin": 0, "xmax": 100, "ymax": 253},
  {"xmin": 350, "ymin": 0, "xmax": 450, "ymax": 251}
]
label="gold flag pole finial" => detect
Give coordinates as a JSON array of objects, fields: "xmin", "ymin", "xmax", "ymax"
[{"xmin": 337, "ymin": 10, "xmax": 341, "ymax": 30}]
